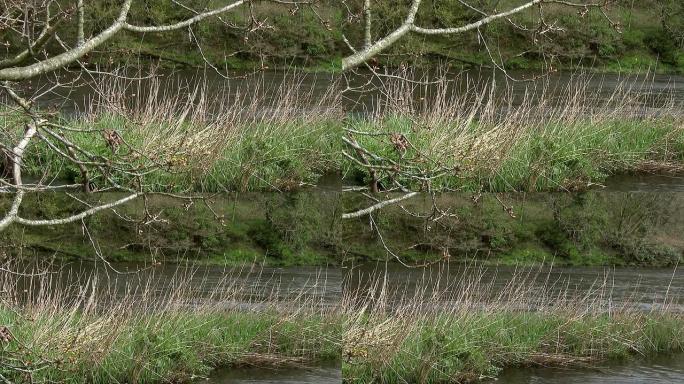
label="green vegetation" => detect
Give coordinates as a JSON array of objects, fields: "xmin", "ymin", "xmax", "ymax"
[
  {"xmin": 345, "ymin": 310, "xmax": 684, "ymax": 383},
  {"xmin": 9, "ymin": 76, "xmax": 344, "ymax": 193},
  {"xmin": 1, "ymin": 265, "xmax": 681, "ymax": 384},
  {"xmin": 4, "ymin": 1, "xmax": 679, "ymax": 73},
  {"xmin": 4, "ymin": 191, "xmax": 681, "ymax": 268},
  {"xmin": 6, "ymin": 74, "xmax": 683, "ymax": 195},
  {"xmin": 0, "ymin": 192, "xmax": 342, "ymax": 266},
  {"xmin": 345, "ymin": 76, "xmax": 684, "ymax": 193},
  {"xmin": 343, "ymin": 272, "xmax": 684, "ymax": 383},
  {"xmin": 0, "ymin": 273, "xmax": 342, "ymax": 383},
  {"xmin": 342, "ymin": 193, "xmax": 684, "ymax": 267}
]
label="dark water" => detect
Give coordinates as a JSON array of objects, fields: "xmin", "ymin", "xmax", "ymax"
[
  {"xmin": 18, "ymin": 69, "xmax": 684, "ymax": 115},
  {"xmin": 15, "ymin": 262, "xmax": 342, "ymax": 309},
  {"xmin": 348, "ymin": 263, "xmax": 684, "ymax": 312},
  {"xmin": 207, "ymin": 365, "xmax": 341, "ymax": 384},
  {"xmin": 495, "ymin": 353, "xmax": 684, "ymax": 384},
  {"xmin": 605, "ymin": 173, "xmax": 684, "ymax": 192}
]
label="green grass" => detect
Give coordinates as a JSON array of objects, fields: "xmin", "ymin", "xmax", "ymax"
[
  {"xmin": 0, "ymin": 270, "xmax": 343, "ymax": 384},
  {"xmin": 18, "ymin": 112, "xmax": 343, "ymax": 193},
  {"xmin": 348, "ymin": 115, "xmax": 684, "ymax": 193},
  {"xmin": 1, "ymin": 309, "xmax": 342, "ymax": 383},
  {"xmin": 343, "ymin": 268, "xmax": 684, "ymax": 383}
]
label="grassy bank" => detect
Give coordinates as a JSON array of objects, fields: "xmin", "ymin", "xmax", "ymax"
[
  {"xmin": 342, "ymin": 193, "xmax": 684, "ymax": 267},
  {"xmin": 345, "ymin": 74, "xmax": 684, "ymax": 193},
  {"xmin": 343, "ymin": 269, "xmax": 684, "ymax": 383},
  {"xmin": 1, "ymin": 265, "xmax": 681, "ymax": 383},
  {"xmin": 0, "ymin": 269, "xmax": 342, "ymax": 383},
  {"xmin": 10, "ymin": 74, "xmax": 344, "ymax": 193},
  {"xmin": 6, "ymin": 73, "xmax": 683, "ymax": 195}
]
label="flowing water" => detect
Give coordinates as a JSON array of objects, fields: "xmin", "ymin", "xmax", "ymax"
[
  {"xmin": 15, "ymin": 261, "xmax": 342, "ymax": 309},
  {"xmin": 348, "ymin": 264, "xmax": 684, "ymax": 313},
  {"xmin": 21, "ymin": 69, "xmax": 684, "ymax": 115}
]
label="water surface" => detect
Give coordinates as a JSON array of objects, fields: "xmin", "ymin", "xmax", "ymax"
[
  {"xmin": 208, "ymin": 365, "xmax": 341, "ymax": 384},
  {"xmin": 347, "ymin": 263, "xmax": 684, "ymax": 312},
  {"xmin": 494, "ymin": 353, "xmax": 684, "ymax": 384}
]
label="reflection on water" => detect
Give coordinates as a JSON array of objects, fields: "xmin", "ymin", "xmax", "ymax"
[
  {"xmin": 208, "ymin": 365, "xmax": 341, "ymax": 384},
  {"xmin": 495, "ymin": 353, "xmax": 684, "ymax": 384},
  {"xmin": 605, "ymin": 173, "xmax": 684, "ymax": 192}
]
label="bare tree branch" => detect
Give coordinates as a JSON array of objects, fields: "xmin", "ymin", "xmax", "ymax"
[{"xmin": 342, "ymin": 192, "xmax": 418, "ymax": 219}]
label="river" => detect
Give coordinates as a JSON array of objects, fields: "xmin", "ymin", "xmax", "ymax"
[
  {"xmin": 347, "ymin": 264, "xmax": 684, "ymax": 313},
  {"xmin": 18, "ymin": 69, "xmax": 684, "ymax": 116},
  {"xmin": 494, "ymin": 353, "xmax": 684, "ymax": 384}
]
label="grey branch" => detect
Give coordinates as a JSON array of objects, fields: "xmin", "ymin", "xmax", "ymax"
[
  {"xmin": 77, "ymin": 0, "xmax": 85, "ymax": 46},
  {"xmin": 342, "ymin": 192, "xmax": 419, "ymax": 219},
  {"xmin": 122, "ymin": 0, "xmax": 246, "ymax": 32},
  {"xmin": 13, "ymin": 193, "xmax": 141, "ymax": 226},
  {"xmin": 341, "ymin": 0, "xmax": 605, "ymax": 70},
  {"xmin": 0, "ymin": 122, "xmax": 38, "ymax": 231},
  {"xmin": 364, "ymin": 0, "xmax": 372, "ymax": 49}
]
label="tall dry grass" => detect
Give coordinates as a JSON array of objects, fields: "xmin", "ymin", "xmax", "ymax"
[
  {"xmin": 342, "ymin": 264, "xmax": 684, "ymax": 383},
  {"xmin": 0, "ymin": 264, "xmax": 343, "ymax": 383},
  {"xmin": 350, "ymin": 70, "xmax": 684, "ymax": 191},
  {"xmin": 32, "ymin": 70, "xmax": 346, "ymax": 192}
]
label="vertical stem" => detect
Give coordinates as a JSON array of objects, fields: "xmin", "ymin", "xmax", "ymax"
[
  {"xmin": 77, "ymin": 0, "xmax": 85, "ymax": 46},
  {"xmin": 364, "ymin": 0, "xmax": 372, "ymax": 49}
]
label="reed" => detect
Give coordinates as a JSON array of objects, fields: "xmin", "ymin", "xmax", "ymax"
[
  {"xmin": 348, "ymin": 70, "xmax": 684, "ymax": 192},
  {"xmin": 0, "ymin": 265, "xmax": 343, "ymax": 383},
  {"xmin": 342, "ymin": 264, "xmax": 684, "ymax": 383},
  {"xmin": 6, "ymin": 70, "xmax": 684, "ymax": 192}
]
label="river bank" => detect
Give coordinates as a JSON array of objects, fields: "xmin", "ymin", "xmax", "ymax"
[
  {"xmin": 5, "ymin": 71, "xmax": 684, "ymax": 195},
  {"xmin": 343, "ymin": 267, "xmax": 684, "ymax": 383},
  {"xmin": 2, "ymin": 191, "xmax": 684, "ymax": 267},
  {"xmin": 0, "ymin": 193, "xmax": 342, "ymax": 267},
  {"xmin": 0, "ymin": 267, "xmax": 343, "ymax": 383},
  {"xmin": 342, "ymin": 192, "xmax": 684, "ymax": 267},
  {"xmin": 10, "ymin": 1, "xmax": 680, "ymax": 75},
  {"xmin": 1, "ymin": 264, "xmax": 682, "ymax": 383}
]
